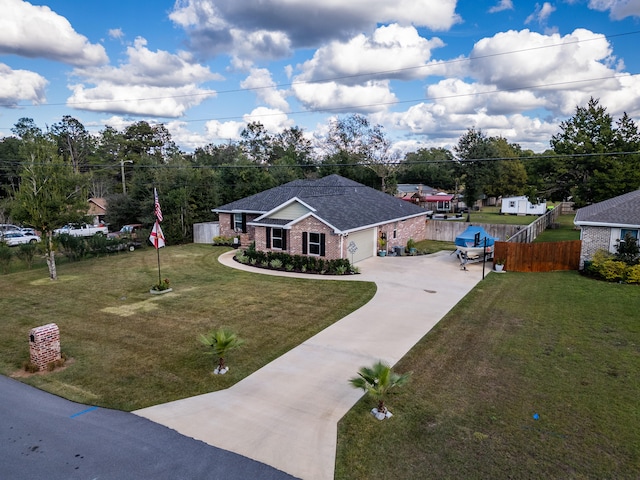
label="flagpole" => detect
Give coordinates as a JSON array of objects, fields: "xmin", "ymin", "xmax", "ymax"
[
  {"xmin": 156, "ymin": 219, "xmax": 162, "ymax": 286},
  {"xmin": 152, "ymin": 187, "xmax": 164, "ymax": 287}
]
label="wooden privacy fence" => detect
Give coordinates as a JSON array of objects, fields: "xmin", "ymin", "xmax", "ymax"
[{"xmin": 493, "ymin": 240, "xmax": 582, "ymax": 272}]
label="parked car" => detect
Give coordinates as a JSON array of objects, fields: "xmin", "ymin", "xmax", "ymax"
[
  {"xmin": 1, "ymin": 231, "xmax": 41, "ymax": 246},
  {"xmin": 54, "ymin": 223, "xmax": 108, "ymax": 237},
  {"xmin": 107, "ymin": 224, "xmax": 145, "ymax": 251},
  {"xmin": 0, "ymin": 224, "xmax": 21, "ymax": 237},
  {"xmin": 19, "ymin": 227, "xmax": 39, "ymax": 236}
]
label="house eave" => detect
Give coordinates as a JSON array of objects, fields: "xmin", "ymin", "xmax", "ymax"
[
  {"xmin": 575, "ymin": 221, "xmax": 640, "ymax": 229},
  {"xmin": 212, "ymin": 208, "xmax": 266, "ymax": 215}
]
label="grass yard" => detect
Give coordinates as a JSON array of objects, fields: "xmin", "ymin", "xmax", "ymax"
[
  {"xmin": 534, "ymin": 214, "xmax": 581, "ymax": 242},
  {"xmin": 0, "ymin": 245, "xmax": 376, "ymax": 411},
  {"xmin": 455, "ymin": 206, "xmax": 541, "ymax": 226},
  {"xmin": 335, "ymin": 271, "xmax": 640, "ymax": 479}
]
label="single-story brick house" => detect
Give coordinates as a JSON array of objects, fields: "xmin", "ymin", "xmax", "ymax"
[
  {"xmin": 212, "ymin": 174, "xmax": 428, "ymax": 263},
  {"xmin": 574, "ymin": 189, "xmax": 640, "ymax": 266}
]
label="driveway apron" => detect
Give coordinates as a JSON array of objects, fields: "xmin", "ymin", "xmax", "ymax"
[{"xmin": 135, "ymin": 250, "xmax": 486, "ymax": 480}]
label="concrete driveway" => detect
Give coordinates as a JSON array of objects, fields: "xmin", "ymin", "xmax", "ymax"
[{"xmin": 135, "ymin": 250, "xmax": 486, "ymax": 480}]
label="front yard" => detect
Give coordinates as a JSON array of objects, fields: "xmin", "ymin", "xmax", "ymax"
[
  {"xmin": 336, "ymin": 271, "xmax": 640, "ymax": 479},
  {"xmin": 0, "ymin": 245, "xmax": 375, "ymax": 410},
  {"xmin": 2, "ymin": 243, "xmax": 638, "ymax": 478}
]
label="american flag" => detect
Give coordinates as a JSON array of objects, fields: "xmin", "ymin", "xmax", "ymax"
[{"xmin": 154, "ymin": 188, "xmax": 163, "ymax": 222}]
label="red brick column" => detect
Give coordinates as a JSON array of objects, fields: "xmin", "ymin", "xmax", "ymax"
[{"xmin": 29, "ymin": 323, "xmax": 61, "ymax": 371}]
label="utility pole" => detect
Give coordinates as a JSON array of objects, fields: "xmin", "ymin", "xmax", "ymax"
[{"xmin": 120, "ymin": 160, "xmax": 133, "ymax": 194}]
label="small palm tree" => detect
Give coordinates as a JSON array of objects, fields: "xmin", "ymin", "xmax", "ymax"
[
  {"xmin": 199, "ymin": 328, "xmax": 244, "ymax": 374},
  {"xmin": 349, "ymin": 360, "xmax": 411, "ymax": 418}
]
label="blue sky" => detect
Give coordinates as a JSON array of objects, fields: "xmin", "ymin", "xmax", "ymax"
[{"xmin": 1, "ymin": 0, "xmax": 639, "ymax": 153}]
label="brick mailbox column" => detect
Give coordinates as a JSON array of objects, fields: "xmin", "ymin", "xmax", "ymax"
[{"xmin": 29, "ymin": 323, "xmax": 61, "ymax": 371}]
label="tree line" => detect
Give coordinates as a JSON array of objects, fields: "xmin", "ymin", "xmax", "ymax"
[{"xmin": 1, "ymin": 97, "xmax": 639, "ymax": 249}]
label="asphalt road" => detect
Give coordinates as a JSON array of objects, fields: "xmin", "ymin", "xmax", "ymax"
[{"xmin": 0, "ymin": 375, "xmax": 298, "ymax": 480}]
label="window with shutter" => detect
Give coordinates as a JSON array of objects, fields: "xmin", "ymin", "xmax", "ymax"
[
  {"xmin": 308, "ymin": 232, "xmax": 323, "ymax": 256},
  {"xmin": 272, "ymin": 228, "xmax": 284, "ymax": 249},
  {"xmin": 233, "ymin": 213, "xmax": 243, "ymax": 232}
]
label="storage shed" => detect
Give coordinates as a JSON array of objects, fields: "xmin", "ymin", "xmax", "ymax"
[{"xmin": 501, "ymin": 196, "xmax": 546, "ymax": 215}]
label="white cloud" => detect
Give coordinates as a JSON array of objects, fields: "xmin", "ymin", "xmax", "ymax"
[
  {"xmin": 199, "ymin": 106, "xmax": 293, "ymax": 144},
  {"xmin": 204, "ymin": 119, "xmax": 245, "ymax": 141},
  {"xmin": 229, "ymin": 29, "xmax": 292, "ymax": 62},
  {"xmin": 73, "ymin": 37, "xmax": 221, "ymax": 87},
  {"xmin": 108, "ymin": 28, "xmax": 124, "ymax": 41},
  {"xmin": 242, "ymin": 107, "xmax": 294, "ymax": 132},
  {"xmin": 0, "ymin": 0, "xmax": 108, "ymax": 66},
  {"xmin": 378, "ymin": 103, "xmax": 559, "ymax": 151},
  {"xmin": 240, "ymin": 68, "xmax": 290, "ymax": 111},
  {"xmin": 293, "ymin": 80, "xmax": 397, "ymax": 113},
  {"xmin": 170, "ymin": 0, "xmax": 460, "ymax": 60},
  {"xmin": 525, "ymin": 2, "xmax": 557, "ymax": 25},
  {"xmin": 489, "ymin": 0, "xmax": 514, "ymax": 13},
  {"xmin": 467, "ymin": 29, "xmax": 619, "ymax": 94},
  {"xmin": 588, "ymin": 0, "xmax": 640, "ymax": 20},
  {"xmin": 0, "ymin": 63, "xmax": 48, "ymax": 106},
  {"xmin": 66, "ymin": 84, "xmax": 216, "ymax": 117},
  {"xmin": 295, "ymin": 24, "xmax": 444, "ymax": 84},
  {"xmin": 67, "ymin": 37, "xmax": 220, "ymax": 117}
]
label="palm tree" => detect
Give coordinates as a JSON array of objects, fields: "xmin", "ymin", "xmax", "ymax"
[
  {"xmin": 199, "ymin": 328, "xmax": 244, "ymax": 374},
  {"xmin": 349, "ymin": 361, "xmax": 411, "ymax": 418}
]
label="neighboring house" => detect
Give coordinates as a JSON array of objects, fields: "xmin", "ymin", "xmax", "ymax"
[
  {"xmin": 396, "ymin": 183, "xmax": 437, "ymax": 196},
  {"xmin": 396, "ymin": 184, "xmax": 435, "ymax": 206},
  {"xmin": 574, "ymin": 189, "xmax": 640, "ymax": 266},
  {"xmin": 422, "ymin": 193, "xmax": 454, "ymax": 213},
  {"xmin": 501, "ymin": 196, "xmax": 546, "ymax": 215},
  {"xmin": 87, "ymin": 198, "xmax": 107, "ymax": 225},
  {"xmin": 213, "ymin": 174, "xmax": 428, "ymax": 263}
]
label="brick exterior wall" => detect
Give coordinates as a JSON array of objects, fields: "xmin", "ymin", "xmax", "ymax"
[
  {"xmin": 256, "ymin": 217, "xmax": 341, "ymax": 258},
  {"xmin": 580, "ymin": 225, "xmax": 613, "ymax": 266},
  {"xmin": 29, "ymin": 323, "xmax": 61, "ymax": 371},
  {"xmin": 378, "ymin": 216, "xmax": 426, "ymax": 251},
  {"xmin": 255, "ymin": 216, "xmax": 426, "ymax": 260},
  {"xmin": 218, "ymin": 213, "xmax": 259, "ymax": 247}
]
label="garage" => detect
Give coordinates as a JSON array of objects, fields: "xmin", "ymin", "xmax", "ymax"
[{"xmin": 344, "ymin": 228, "xmax": 375, "ymax": 263}]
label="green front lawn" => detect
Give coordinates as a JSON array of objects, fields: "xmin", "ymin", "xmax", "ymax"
[
  {"xmin": 0, "ymin": 245, "xmax": 376, "ymax": 411},
  {"xmin": 335, "ymin": 271, "xmax": 640, "ymax": 479}
]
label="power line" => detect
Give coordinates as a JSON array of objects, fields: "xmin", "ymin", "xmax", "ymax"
[
  {"xmin": 2, "ymin": 150, "xmax": 638, "ymax": 170},
  {"xmin": 1, "ymin": 29, "xmax": 639, "ymax": 113}
]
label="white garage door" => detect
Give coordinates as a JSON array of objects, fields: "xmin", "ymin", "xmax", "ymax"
[{"xmin": 345, "ymin": 228, "xmax": 375, "ymax": 263}]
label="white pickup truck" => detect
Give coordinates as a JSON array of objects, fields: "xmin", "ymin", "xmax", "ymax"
[{"xmin": 54, "ymin": 223, "xmax": 109, "ymax": 237}]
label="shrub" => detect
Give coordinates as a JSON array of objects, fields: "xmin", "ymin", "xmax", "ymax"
[
  {"xmin": 625, "ymin": 264, "xmax": 640, "ymax": 284},
  {"xmin": 87, "ymin": 233, "xmax": 110, "ymax": 255},
  {"xmin": 599, "ymin": 260, "xmax": 627, "ymax": 282},
  {"xmin": 269, "ymin": 258, "xmax": 283, "ymax": 269},
  {"xmin": 15, "ymin": 242, "xmax": 40, "ymax": 269},
  {"xmin": 237, "ymin": 248, "xmax": 354, "ymax": 275},
  {"xmin": 615, "ymin": 233, "xmax": 639, "ymax": 265},
  {"xmin": 23, "ymin": 361, "xmax": 39, "ymax": 373},
  {"xmin": 334, "ymin": 265, "xmax": 348, "ymax": 275},
  {"xmin": 0, "ymin": 242, "xmax": 13, "ymax": 274},
  {"xmin": 213, "ymin": 235, "xmax": 234, "ymax": 246},
  {"xmin": 56, "ymin": 234, "xmax": 87, "ymax": 261}
]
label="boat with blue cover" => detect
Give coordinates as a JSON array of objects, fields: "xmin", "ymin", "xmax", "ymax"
[{"xmin": 454, "ymin": 226, "xmax": 498, "ymax": 264}]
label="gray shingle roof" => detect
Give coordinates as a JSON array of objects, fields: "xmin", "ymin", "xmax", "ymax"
[
  {"xmin": 214, "ymin": 174, "xmax": 428, "ymax": 232},
  {"xmin": 574, "ymin": 189, "xmax": 640, "ymax": 227}
]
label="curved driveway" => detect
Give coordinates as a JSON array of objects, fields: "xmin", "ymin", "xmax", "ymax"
[{"xmin": 135, "ymin": 251, "xmax": 486, "ymax": 480}]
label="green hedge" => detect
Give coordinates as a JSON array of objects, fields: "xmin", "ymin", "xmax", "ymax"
[{"xmin": 236, "ymin": 249, "xmax": 356, "ymax": 275}]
